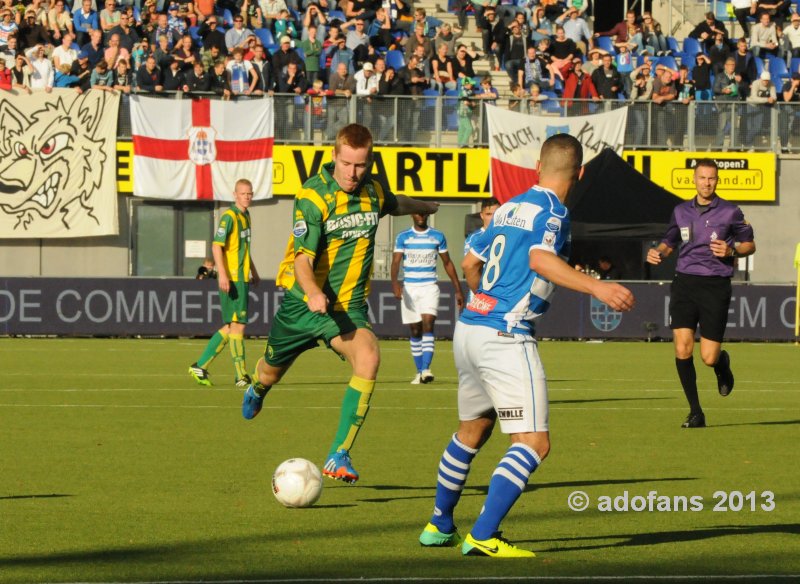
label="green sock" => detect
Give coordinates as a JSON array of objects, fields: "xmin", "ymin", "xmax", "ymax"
[
  {"xmin": 229, "ymin": 333, "xmax": 246, "ymax": 380},
  {"xmin": 197, "ymin": 330, "xmax": 229, "ymax": 369},
  {"xmin": 328, "ymin": 376, "xmax": 375, "ymax": 457}
]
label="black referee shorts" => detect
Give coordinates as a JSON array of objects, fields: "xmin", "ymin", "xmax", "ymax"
[{"xmin": 669, "ymin": 272, "xmax": 732, "ymax": 343}]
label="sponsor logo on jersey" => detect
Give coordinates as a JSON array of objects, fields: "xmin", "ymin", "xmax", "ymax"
[
  {"xmin": 293, "ymin": 220, "xmax": 308, "ymax": 237},
  {"xmin": 216, "ymin": 227, "xmax": 226, "ymax": 238},
  {"xmin": 546, "ymin": 217, "xmax": 561, "ymax": 232},
  {"xmin": 543, "ymin": 231, "xmax": 556, "ymax": 247},
  {"xmin": 680, "ymin": 226, "xmax": 690, "ymax": 242},
  {"xmin": 494, "ymin": 203, "xmax": 536, "ymax": 230},
  {"xmin": 466, "ymin": 292, "xmax": 498, "ymax": 315},
  {"xmin": 405, "ymin": 250, "xmax": 437, "ymax": 266},
  {"xmin": 497, "ymin": 408, "xmax": 524, "ymax": 420},
  {"xmin": 326, "ymin": 211, "xmax": 380, "ymax": 233}
]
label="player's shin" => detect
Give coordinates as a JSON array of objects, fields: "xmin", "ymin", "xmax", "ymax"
[
  {"xmin": 328, "ymin": 376, "xmax": 375, "ymax": 456},
  {"xmin": 229, "ymin": 333, "xmax": 247, "ymax": 380},
  {"xmin": 197, "ymin": 330, "xmax": 230, "ymax": 369},
  {"xmin": 470, "ymin": 443, "xmax": 541, "ymax": 540},
  {"xmin": 430, "ymin": 433, "xmax": 479, "ymax": 534}
]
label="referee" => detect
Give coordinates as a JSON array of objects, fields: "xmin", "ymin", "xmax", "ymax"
[{"xmin": 647, "ymin": 159, "xmax": 756, "ymax": 428}]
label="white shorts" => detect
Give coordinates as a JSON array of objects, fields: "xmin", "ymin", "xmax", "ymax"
[
  {"xmin": 401, "ymin": 284, "xmax": 440, "ymax": 324},
  {"xmin": 453, "ymin": 321, "xmax": 549, "ymax": 434}
]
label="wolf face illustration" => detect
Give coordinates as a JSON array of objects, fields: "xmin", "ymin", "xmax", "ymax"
[{"xmin": 0, "ymin": 91, "xmax": 110, "ymax": 231}]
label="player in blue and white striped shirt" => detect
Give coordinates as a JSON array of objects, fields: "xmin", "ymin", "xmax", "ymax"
[
  {"xmin": 418, "ymin": 134, "xmax": 636, "ymax": 558},
  {"xmin": 391, "ymin": 214, "xmax": 464, "ymax": 384}
]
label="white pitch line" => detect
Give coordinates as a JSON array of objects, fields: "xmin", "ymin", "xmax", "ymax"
[{"xmin": 0, "ymin": 386, "xmax": 795, "ymax": 393}]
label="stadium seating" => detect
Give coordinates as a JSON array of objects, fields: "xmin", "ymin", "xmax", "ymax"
[
  {"xmin": 541, "ymin": 91, "xmax": 562, "ymax": 114},
  {"xmin": 328, "ymin": 10, "xmax": 346, "ymax": 22},
  {"xmin": 255, "ymin": 28, "xmax": 274, "ymax": 47},
  {"xmin": 222, "ymin": 8, "xmax": 234, "ymax": 27},
  {"xmin": 385, "ymin": 49, "xmax": 406, "ymax": 71},
  {"xmin": 655, "ymin": 55, "xmax": 678, "ymax": 71},
  {"xmin": 768, "ymin": 56, "xmax": 790, "ymax": 84},
  {"xmin": 595, "ymin": 36, "xmax": 616, "ymax": 55},
  {"xmin": 754, "ymin": 56, "xmax": 765, "ymax": 78},
  {"xmin": 791, "ymin": 58, "xmax": 800, "ymax": 76},
  {"xmin": 682, "ymin": 37, "xmax": 704, "ymax": 57},
  {"xmin": 443, "ymin": 89, "xmax": 459, "ymax": 131}
]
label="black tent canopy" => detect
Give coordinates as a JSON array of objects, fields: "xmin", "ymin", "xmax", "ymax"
[{"xmin": 566, "ymin": 149, "xmax": 683, "ymax": 238}]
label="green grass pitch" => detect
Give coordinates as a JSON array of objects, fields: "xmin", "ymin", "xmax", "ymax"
[{"xmin": 0, "ymin": 337, "xmax": 798, "ymax": 583}]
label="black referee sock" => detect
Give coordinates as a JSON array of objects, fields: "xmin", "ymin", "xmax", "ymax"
[{"xmin": 676, "ymin": 356, "xmax": 702, "ymax": 415}]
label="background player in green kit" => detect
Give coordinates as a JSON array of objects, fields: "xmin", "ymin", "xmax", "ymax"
[
  {"xmin": 189, "ymin": 179, "xmax": 260, "ymax": 388},
  {"xmin": 242, "ymin": 124, "xmax": 440, "ymax": 484}
]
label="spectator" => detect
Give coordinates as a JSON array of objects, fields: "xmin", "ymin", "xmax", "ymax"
[
  {"xmin": 469, "ymin": 0, "xmax": 498, "ymax": 37},
  {"xmin": 210, "ymin": 59, "xmax": 231, "ymax": 98},
  {"xmin": 597, "ymin": 256, "xmax": 622, "ymax": 280},
  {"xmin": 105, "ymin": 32, "xmax": 130, "ymax": 68},
  {"xmin": 330, "ymin": 35, "xmax": 355, "ymax": 74},
  {"xmin": 452, "ymin": 42, "xmax": 476, "ymax": 84},
  {"xmin": 591, "ymin": 52, "xmax": 621, "ymax": 99},
  {"xmin": 166, "ymin": 3, "xmax": 187, "ymax": 37},
  {"xmin": 273, "ymin": 8, "xmax": 298, "ymax": 41},
  {"xmin": 744, "ymin": 70, "xmax": 776, "ymax": 148},
  {"xmin": 153, "ymin": 33, "xmax": 173, "ymax": 68},
  {"xmin": 627, "ymin": 62, "xmax": 653, "ymax": 145},
  {"xmin": 582, "ymin": 47, "xmax": 605, "ymax": 75},
  {"xmin": 19, "ymin": 9, "xmax": 50, "ymax": 51},
  {"xmin": 430, "ymin": 41, "xmax": 455, "ymax": 92},
  {"xmin": 240, "ymin": 0, "xmax": 262, "ymax": 30},
  {"xmin": 502, "ymin": 20, "xmax": 526, "ymax": 82},
  {"xmin": 433, "ymin": 22, "xmax": 463, "ymax": 58},
  {"xmin": 272, "ymin": 34, "xmax": 305, "ymax": 73},
  {"xmin": 0, "ymin": 33, "xmax": 17, "ymax": 60},
  {"xmin": 530, "ymin": 5, "xmax": 553, "ymax": 43},
  {"xmin": 52, "ymin": 32, "xmax": 77, "ymax": 68},
  {"xmin": 306, "ymin": 77, "xmax": 332, "ymax": 128},
  {"xmin": 80, "ymin": 29, "xmax": 103, "ymax": 68},
  {"xmin": 780, "ymin": 72, "xmax": 800, "ymax": 151},
  {"xmin": 367, "ymin": 6, "xmax": 393, "ymax": 49},
  {"xmin": 755, "ymin": 0, "xmax": 791, "ymax": 22},
  {"xmin": 341, "ymin": 16, "xmax": 369, "ymax": 66},
  {"xmin": 615, "ymin": 43, "xmax": 634, "ymax": 95},
  {"xmin": 733, "ymin": 36, "xmax": 758, "ymax": 96},
  {"xmin": 131, "ymin": 37, "xmax": 151, "ymax": 71},
  {"xmin": 99, "ymin": 0, "xmax": 120, "ymax": 41},
  {"xmin": 172, "ymin": 33, "xmax": 197, "ymax": 72},
  {"xmin": 261, "ymin": 0, "xmax": 288, "ymax": 30},
  {"xmin": 404, "ymin": 23, "xmax": 433, "ymax": 61},
  {"xmin": 480, "ymin": 8, "xmax": 504, "ymax": 71},
  {"xmin": 713, "ymin": 57, "xmax": 741, "ymax": 149},
  {"xmin": 689, "ymin": 11, "xmax": 728, "ymax": 52},
  {"xmin": 750, "ymin": 12, "xmax": 780, "ymax": 58},
  {"xmin": 508, "ymin": 80, "xmax": 527, "ymax": 113},
  {"xmin": 135, "ymin": 53, "xmax": 162, "ymax": 91},
  {"xmin": 159, "ymin": 55, "xmax": 184, "ymax": 90},
  {"xmin": 397, "ymin": 53, "xmax": 426, "ymax": 141},
  {"xmin": 551, "ymin": 24, "xmax": 577, "ymax": 74},
  {"xmin": 150, "ymin": 14, "xmax": 178, "ymax": 49},
  {"xmin": 709, "ymin": 31, "xmax": 731, "ymax": 74},
  {"xmin": 227, "ymin": 46, "xmax": 258, "ymax": 95},
  {"xmin": 90, "ymin": 58, "xmax": 115, "ymax": 90},
  {"xmin": 303, "ymin": 3, "xmax": 328, "ymax": 42},
  {"xmin": 785, "ymin": 12, "xmax": 800, "ymax": 58},
  {"xmin": 194, "ymin": 0, "xmax": 215, "ymax": 24},
  {"xmin": 344, "ymin": 0, "xmax": 377, "ymax": 24},
  {"xmin": 298, "ymin": 23, "xmax": 322, "ymax": 83},
  {"xmin": 109, "ymin": 10, "xmax": 138, "ymax": 52},
  {"xmin": 0, "ymin": 11, "xmax": 18, "ymax": 49},
  {"xmin": 594, "ymin": 9, "xmax": 641, "ymax": 53},
  {"xmin": 54, "ymin": 61, "xmax": 81, "ymax": 87},
  {"xmin": 375, "ymin": 63, "xmax": 401, "ymax": 142},
  {"xmin": 561, "ymin": 57, "xmax": 597, "ymax": 111},
  {"xmin": 519, "ymin": 43, "xmax": 549, "ymax": 91},
  {"xmin": 26, "ymin": 43, "xmax": 53, "ymax": 91},
  {"xmin": 674, "ymin": 64, "xmax": 695, "ymax": 148},
  {"xmin": 692, "ymin": 52, "xmax": 713, "ymax": 102},
  {"xmin": 10, "ymin": 51, "xmax": 31, "ymax": 93},
  {"xmin": 410, "ymin": 6, "xmax": 441, "ymax": 37},
  {"xmin": 652, "ymin": 66, "xmax": 678, "ymax": 148},
  {"xmin": 557, "ymin": 6, "xmax": 592, "ymax": 56},
  {"xmin": 732, "ymin": 0, "xmax": 756, "ymax": 37},
  {"xmin": 113, "ymin": 57, "xmax": 131, "ymax": 92},
  {"xmin": 72, "ymin": 0, "xmax": 97, "ymax": 46},
  {"xmin": 326, "ymin": 60, "xmax": 354, "ymax": 139},
  {"xmin": 641, "ymin": 11, "xmax": 669, "ymax": 55},
  {"xmin": 182, "ymin": 60, "xmax": 208, "ymax": 91},
  {"xmin": 198, "ymin": 16, "xmax": 226, "ymax": 55},
  {"xmin": 353, "ymin": 59, "xmax": 378, "ymax": 124},
  {"xmin": 46, "ymin": 0, "xmax": 74, "ymax": 43},
  {"xmin": 250, "ymin": 43, "xmax": 275, "ymax": 93},
  {"xmin": 457, "ymin": 76, "xmax": 478, "ymax": 147},
  {"xmin": 278, "ymin": 59, "xmax": 308, "ymax": 94},
  {"xmin": 226, "ymin": 14, "xmax": 254, "ymax": 51}
]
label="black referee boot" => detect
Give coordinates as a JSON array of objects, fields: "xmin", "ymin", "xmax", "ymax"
[
  {"xmin": 715, "ymin": 350, "xmax": 734, "ymax": 397},
  {"xmin": 681, "ymin": 412, "xmax": 706, "ymax": 428}
]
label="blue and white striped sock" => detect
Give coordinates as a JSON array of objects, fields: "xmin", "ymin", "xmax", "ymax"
[
  {"xmin": 421, "ymin": 332, "xmax": 435, "ymax": 370},
  {"xmin": 410, "ymin": 336, "xmax": 423, "ymax": 373},
  {"xmin": 430, "ymin": 433, "xmax": 478, "ymax": 534},
  {"xmin": 470, "ymin": 443, "xmax": 541, "ymax": 541}
]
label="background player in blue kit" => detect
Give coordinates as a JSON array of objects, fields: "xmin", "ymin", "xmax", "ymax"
[
  {"xmin": 419, "ymin": 134, "xmax": 635, "ymax": 558},
  {"xmin": 391, "ymin": 213, "xmax": 464, "ymax": 384}
]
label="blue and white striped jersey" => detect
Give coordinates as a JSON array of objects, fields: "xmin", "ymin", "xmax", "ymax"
[
  {"xmin": 460, "ymin": 186, "xmax": 571, "ymax": 335},
  {"xmin": 463, "ymin": 227, "xmax": 485, "ymax": 256},
  {"xmin": 394, "ymin": 227, "xmax": 448, "ymax": 286}
]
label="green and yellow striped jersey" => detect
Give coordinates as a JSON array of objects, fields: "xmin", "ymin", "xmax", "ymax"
[
  {"xmin": 277, "ymin": 161, "xmax": 398, "ymax": 312},
  {"xmin": 213, "ymin": 205, "xmax": 252, "ymax": 283}
]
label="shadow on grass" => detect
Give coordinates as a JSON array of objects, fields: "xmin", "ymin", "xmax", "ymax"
[
  {"xmin": 352, "ymin": 477, "xmax": 696, "ymax": 503},
  {"xmin": 528, "ymin": 523, "xmax": 800, "ymax": 552},
  {"xmin": 0, "ymin": 494, "xmax": 73, "ymax": 501},
  {"xmin": 712, "ymin": 419, "xmax": 800, "ymax": 428}
]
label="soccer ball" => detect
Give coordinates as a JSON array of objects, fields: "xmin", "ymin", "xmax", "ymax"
[{"xmin": 272, "ymin": 458, "xmax": 323, "ymax": 508}]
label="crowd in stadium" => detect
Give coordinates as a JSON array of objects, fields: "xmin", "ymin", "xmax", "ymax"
[{"xmin": 1, "ymin": 0, "xmax": 800, "ymax": 134}]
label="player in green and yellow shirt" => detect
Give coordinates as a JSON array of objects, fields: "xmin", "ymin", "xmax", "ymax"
[
  {"xmin": 242, "ymin": 124, "xmax": 440, "ymax": 484},
  {"xmin": 189, "ymin": 179, "xmax": 260, "ymax": 387}
]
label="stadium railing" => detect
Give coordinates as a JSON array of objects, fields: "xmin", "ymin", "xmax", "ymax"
[{"xmin": 101, "ymin": 90, "xmax": 800, "ymax": 152}]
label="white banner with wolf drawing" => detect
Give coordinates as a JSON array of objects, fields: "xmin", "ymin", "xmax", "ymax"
[{"xmin": 0, "ymin": 90, "xmax": 120, "ymax": 238}]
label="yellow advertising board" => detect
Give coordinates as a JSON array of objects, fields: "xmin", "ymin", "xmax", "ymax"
[
  {"xmin": 117, "ymin": 143, "xmax": 776, "ymax": 202},
  {"xmin": 622, "ymin": 151, "xmax": 777, "ymax": 202},
  {"xmin": 117, "ymin": 142, "xmax": 491, "ymax": 198}
]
